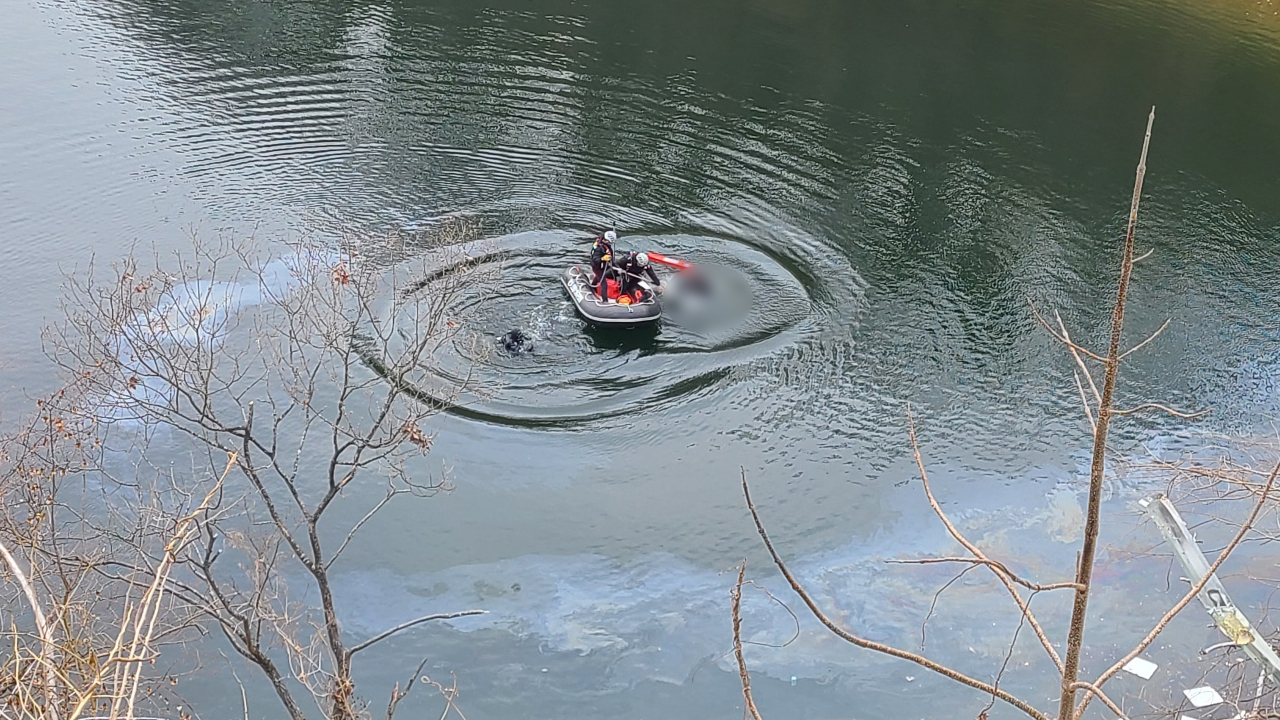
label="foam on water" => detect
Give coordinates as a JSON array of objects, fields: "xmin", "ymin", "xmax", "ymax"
[{"xmin": 90, "ymin": 248, "xmax": 341, "ymax": 423}]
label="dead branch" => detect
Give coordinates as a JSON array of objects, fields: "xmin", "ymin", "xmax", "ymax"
[
  {"xmin": 885, "ymin": 557, "xmax": 1083, "ymax": 593},
  {"xmin": 386, "ymin": 656, "xmax": 431, "ymax": 720},
  {"xmin": 732, "ymin": 562, "xmax": 764, "ymax": 720},
  {"xmin": 741, "ymin": 469, "xmax": 1051, "ymax": 720},
  {"xmin": 1027, "ymin": 303, "xmax": 1107, "ymax": 363},
  {"xmin": 908, "ymin": 412, "xmax": 1066, "ymax": 672},
  {"xmin": 346, "ymin": 610, "xmax": 488, "ymax": 659},
  {"xmin": 422, "ymin": 672, "xmax": 468, "ymax": 720},
  {"xmin": 1110, "ymin": 403, "xmax": 1208, "ymax": 419},
  {"xmin": 0, "ymin": 539, "xmax": 59, "ymax": 720},
  {"xmin": 1118, "ymin": 318, "xmax": 1171, "ymax": 360},
  {"xmin": 1055, "ymin": 106, "xmax": 1155, "ymax": 720}
]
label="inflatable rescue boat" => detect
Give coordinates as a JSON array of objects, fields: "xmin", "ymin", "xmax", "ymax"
[{"xmin": 561, "ymin": 266, "xmax": 661, "ymax": 326}]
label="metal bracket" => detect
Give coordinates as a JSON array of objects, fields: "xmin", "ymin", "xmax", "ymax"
[{"xmin": 1141, "ymin": 494, "xmax": 1280, "ymax": 686}]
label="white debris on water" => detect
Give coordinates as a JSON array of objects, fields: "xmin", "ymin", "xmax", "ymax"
[
  {"xmin": 1182, "ymin": 686, "xmax": 1223, "ymax": 708},
  {"xmin": 1121, "ymin": 656, "xmax": 1158, "ymax": 680}
]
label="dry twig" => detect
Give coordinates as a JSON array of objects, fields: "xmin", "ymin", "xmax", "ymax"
[
  {"xmin": 732, "ymin": 562, "xmax": 764, "ymax": 720},
  {"xmin": 740, "ymin": 469, "xmax": 1050, "ymax": 720}
]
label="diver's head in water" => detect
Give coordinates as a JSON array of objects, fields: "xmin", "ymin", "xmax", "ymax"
[{"xmin": 499, "ymin": 328, "xmax": 534, "ymax": 355}]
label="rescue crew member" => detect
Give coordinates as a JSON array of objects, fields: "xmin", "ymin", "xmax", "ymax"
[
  {"xmin": 613, "ymin": 251, "xmax": 662, "ymax": 302},
  {"xmin": 590, "ymin": 229, "xmax": 617, "ymax": 298}
]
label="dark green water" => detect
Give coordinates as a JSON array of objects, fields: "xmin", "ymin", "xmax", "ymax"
[{"xmin": 4, "ymin": 0, "xmax": 1280, "ymax": 717}]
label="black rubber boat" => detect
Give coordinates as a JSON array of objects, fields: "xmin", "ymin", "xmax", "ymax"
[{"xmin": 561, "ymin": 266, "xmax": 662, "ymax": 326}]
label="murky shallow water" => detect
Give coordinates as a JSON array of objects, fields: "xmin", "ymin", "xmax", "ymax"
[{"xmin": 6, "ymin": 0, "xmax": 1280, "ymax": 717}]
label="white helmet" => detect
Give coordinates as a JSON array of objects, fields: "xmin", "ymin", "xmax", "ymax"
[
  {"xmin": 635, "ymin": 252, "xmax": 649, "ymax": 267},
  {"xmin": 604, "ymin": 230, "xmax": 617, "ymax": 242}
]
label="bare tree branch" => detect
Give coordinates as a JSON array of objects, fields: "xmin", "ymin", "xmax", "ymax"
[
  {"xmin": 1026, "ymin": 303, "xmax": 1107, "ymax": 363},
  {"xmin": 1110, "ymin": 403, "xmax": 1208, "ymax": 419},
  {"xmin": 24, "ymin": 219, "xmax": 496, "ymax": 720},
  {"xmin": 886, "ymin": 557, "xmax": 1083, "ymax": 593},
  {"xmin": 386, "ymin": 655, "xmax": 432, "ymax": 720},
  {"xmin": 347, "ymin": 610, "xmax": 488, "ymax": 659},
  {"xmin": 1056, "ymin": 106, "xmax": 1155, "ymax": 720},
  {"xmin": 918, "ymin": 564, "xmax": 979, "ymax": 652},
  {"xmin": 1072, "ymin": 370, "xmax": 1098, "ymax": 435},
  {"xmin": 0, "ymin": 538, "xmax": 60, "ymax": 720},
  {"xmin": 1069, "ymin": 680, "xmax": 1128, "ymax": 719},
  {"xmin": 1118, "ymin": 318, "xmax": 1171, "ymax": 360},
  {"xmin": 1055, "ymin": 311, "xmax": 1103, "ymax": 409},
  {"xmin": 732, "ymin": 562, "xmax": 764, "ymax": 720},
  {"xmin": 741, "ymin": 469, "xmax": 1051, "ymax": 720},
  {"xmin": 981, "ymin": 587, "xmax": 1035, "ymax": 718},
  {"xmin": 908, "ymin": 410, "xmax": 1066, "ymax": 672}
]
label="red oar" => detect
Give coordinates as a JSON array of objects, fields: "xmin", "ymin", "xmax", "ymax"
[{"xmin": 645, "ymin": 252, "xmax": 692, "ymax": 270}]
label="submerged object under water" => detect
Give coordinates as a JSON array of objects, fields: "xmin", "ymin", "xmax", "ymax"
[{"xmin": 561, "ymin": 265, "xmax": 662, "ymax": 326}]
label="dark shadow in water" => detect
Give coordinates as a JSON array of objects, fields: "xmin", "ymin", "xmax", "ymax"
[{"xmin": 580, "ymin": 322, "xmax": 662, "ymax": 355}]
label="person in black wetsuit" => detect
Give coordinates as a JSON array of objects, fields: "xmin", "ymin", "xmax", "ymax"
[
  {"xmin": 612, "ymin": 251, "xmax": 662, "ymax": 302},
  {"xmin": 590, "ymin": 230, "xmax": 617, "ymax": 297}
]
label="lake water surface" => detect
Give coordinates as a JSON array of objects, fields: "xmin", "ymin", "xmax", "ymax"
[{"xmin": 4, "ymin": 0, "xmax": 1280, "ymax": 717}]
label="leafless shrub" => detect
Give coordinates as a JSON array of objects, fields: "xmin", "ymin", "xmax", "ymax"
[{"xmin": 1, "ymin": 216, "xmax": 496, "ymax": 719}]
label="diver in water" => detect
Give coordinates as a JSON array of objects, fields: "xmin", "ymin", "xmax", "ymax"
[
  {"xmin": 499, "ymin": 328, "xmax": 533, "ymax": 355},
  {"xmin": 590, "ymin": 229, "xmax": 617, "ymax": 297},
  {"xmin": 613, "ymin": 251, "xmax": 663, "ymax": 302}
]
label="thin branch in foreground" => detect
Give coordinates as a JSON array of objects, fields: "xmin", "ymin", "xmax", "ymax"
[
  {"xmin": 1056, "ymin": 105, "xmax": 1155, "ymax": 720},
  {"xmin": 1118, "ymin": 318, "xmax": 1171, "ymax": 360},
  {"xmin": 732, "ymin": 562, "xmax": 764, "ymax": 720},
  {"xmin": 346, "ymin": 610, "xmax": 487, "ymax": 659},
  {"xmin": 386, "ymin": 656, "xmax": 432, "ymax": 720},
  {"xmin": 1072, "ymin": 370, "xmax": 1098, "ymax": 435},
  {"xmin": 981, "ymin": 588, "xmax": 1036, "ymax": 718},
  {"xmin": 421, "ymin": 672, "xmax": 469, "ymax": 720},
  {"xmin": 908, "ymin": 411, "xmax": 1065, "ymax": 673},
  {"xmin": 1055, "ymin": 310, "xmax": 1103, "ymax": 409},
  {"xmin": 1110, "ymin": 403, "xmax": 1208, "ymax": 420},
  {"xmin": 1069, "ymin": 680, "xmax": 1129, "ymax": 719},
  {"xmin": 740, "ymin": 579, "xmax": 801, "ymax": 650},
  {"xmin": 918, "ymin": 564, "xmax": 979, "ymax": 652},
  {"xmin": 1027, "ymin": 302, "xmax": 1107, "ymax": 363},
  {"xmin": 0, "ymin": 538, "xmax": 59, "ymax": 720},
  {"xmin": 886, "ymin": 557, "xmax": 1083, "ymax": 593},
  {"xmin": 740, "ymin": 469, "xmax": 1050, "ymax": 720}
]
